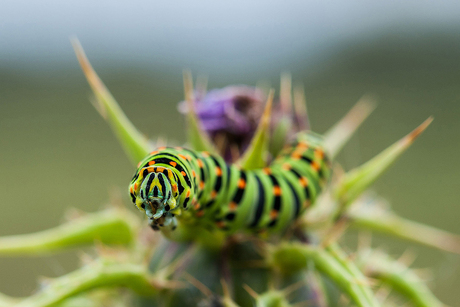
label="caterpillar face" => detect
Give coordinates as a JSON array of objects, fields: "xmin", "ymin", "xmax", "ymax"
[{"xmin": 130, "ymin": 168, "xmax": 180, "ymax": 230}]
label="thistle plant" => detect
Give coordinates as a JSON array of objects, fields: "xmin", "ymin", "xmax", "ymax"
[{"xmin": 0, "ymin": 40, "xmax": 459, "ymax": 307}]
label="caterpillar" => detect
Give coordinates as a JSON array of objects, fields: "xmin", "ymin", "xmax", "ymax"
[{"xmin": 129, "ymin": 131, "xmax": 331, "ymax": 233}]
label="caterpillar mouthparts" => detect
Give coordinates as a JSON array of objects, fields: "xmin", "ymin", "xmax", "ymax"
[{"xmin": 143, "ymin": 198, "xmax": 164, "ymax": 219}]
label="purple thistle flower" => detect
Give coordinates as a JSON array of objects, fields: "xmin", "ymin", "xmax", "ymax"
[{"xmin": 179, "ymin": 86, "xmax": 265, "ymax": 161}]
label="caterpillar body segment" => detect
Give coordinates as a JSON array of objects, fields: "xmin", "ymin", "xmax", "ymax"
[{"xmin": 129, "ymin": 132, "xmax": 331, "ymax": 234}]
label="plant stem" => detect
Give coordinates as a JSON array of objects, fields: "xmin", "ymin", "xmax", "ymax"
[
  {"xmin": 14, "ymin": 260, "xmax": 160, "ymax": 307},
  {"xmin": 0, "ymin": 209, "xmax": 138, "ymax": 256}
]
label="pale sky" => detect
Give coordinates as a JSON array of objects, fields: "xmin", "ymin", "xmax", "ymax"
[{"xmin": 1, "ymin": 0, "xmax": 459, "ymax": 75}]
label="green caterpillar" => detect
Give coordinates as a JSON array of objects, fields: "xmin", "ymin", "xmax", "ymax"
[{"xmin": 129, "ymin": 131, "xmax": 331, "ymax": 233}]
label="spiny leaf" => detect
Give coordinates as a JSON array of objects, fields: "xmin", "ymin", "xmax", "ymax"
[
  {"xmin": 182, "ymin": 70, "xmax": 218, "ymax": 154},
  {"xmin": 326, "ymin": 243, "xmax": 378, "ymax": 306},
  {"xmin": 72, "ymin": 39, "xmax": 149, "ymax": 165},
  {"xmin": 269, "ymin": 243, "xmax": 380, "ymax": 307},
  {"xmin": 324, "ymin": 95, "xmax": 376, "ymax": 159},
  {"xmin": 0, "ymin": 209, "xmax": 138, "ymax": 256},
  {"xmin": 348, "ymin": 204, "xmax": 460, "ymax": 254},
  {"xmin": 238, "ymin": 89, "xmax": 274, "ymax": 170},
  {"xmin": 336, "ymin": 117, "xmax": 433, "ymax": 209},
  {"xmin": 358, "ymin": 250, "xmax": 445, "ymax": 307}
]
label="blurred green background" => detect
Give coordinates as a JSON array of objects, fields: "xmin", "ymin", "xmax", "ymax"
[{"xmin": 1, "ymin": 1, "xmax": 460, "ymax": 305}]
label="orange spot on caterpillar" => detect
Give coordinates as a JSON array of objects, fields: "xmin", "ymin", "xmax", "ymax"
[
  {"xmin": 314, "ymin": 149, "xmax": 324, "ymax": 159},
  {"xmin": 181, "ymin": 171, "xmax": 186, "ymax": 176},
  {"xmin": 298, "ymin": 142, "xmax": 309, "ymax": 149},
  {"xmin": 216, "ymin": 221, "xmax": 225, "ymax": 228},
  {"xmin": 270, "ymin": 210, "xmax": 279, "ymax": 219},
  {"xmin": 273, "ymin": 186, "xmax": 282, "ymax": 196},
  {"xmin": 186, "ymin": 155, "xmax": 192, "ymax": 160},
  {"xmin": 229, "ymin": 202, "xmax": 238, "ymax": 211},
  {"xmin": 172, "ymin": 184, "xmax": 178, "ymax": 192},
  {"xmin": 186, "ymin": 190, "xmax": 191, "ymax": 197},
  {"xmin": 150, "ymin": 151, "xmax": 159, "ymax": 155},
  {"xmin": 148, "ymin": 161, "xmax": 156, "ymax": 165},
  {"xmin": 192, "ymin": 170, "xmax": 196, "ymax": 177},
  {"xmin": 282, "ymin": 163, "xmax": 291, "ymax": 170},
  {"xmin": 294, "ymin": 147, "xmax": 306, "ymax": 156},
  {"xmin": 215, "ymin": 167, "xmax": 222, "ymax": 176},
  {"xmin": 147, "ymin": 167, "xmax": 155, "ymax": 172},
  {"xmin": 178, "ymin": 154, "xmax": 187, "ymax": 160},
  {"xmin": 291, "ymin": 153, "xmax": 301, "ymax": 159},
  {"xmin": 137, "ymin": 161, "xmax": 142, "ymax": 167},
  {"xmin": 238, "ymin": 178, "xmax": 246, "ymax": 189},
  {"xmin": 129, "ymin": 186, "xmax": 133, "ymax": 193},
  {"xmin": 134, "ymin": 183, "xmax": 138, "ymax": 190},
  {"xmin": 169, "ymin": 161, "xmax": 177, "ymax": 167},
  {"xmin": 197, "ymin": 159, "xmax": 203, "ymax": 167},
  {"xmin": 202, "ymin": 151, "xmax": 210, "ymax": 157},
  {"xmin": 194, "ymin": 203, "xmax": 201, "ymax": 210},
  {"xmin": 157, "ymin": 167, "xmax": 165, "ymax": 172},
  {"xmin": 299, "ymin": 177, "xmax": 308, "ymax": 187},
  {"xmin": 196, "ymin": 210, "xmax": 205, "ymax": 217},
  {"xmin": 211, "ymin": 190, "xmax": 217, "ymax": 198},
  {"xmin": 311, "ymin": 161, "xmax": 320, "ymax": 172},
  {"xmin": 199, "ymin": 182, "xmax": 205, "ymax": 189},
  {"xmin": 157, "ymin": 147, "xmax": 166, "ymax": 150},
  {"xmin": 263, "ymin": 168, "xmax": 271, "ymax": 175}
]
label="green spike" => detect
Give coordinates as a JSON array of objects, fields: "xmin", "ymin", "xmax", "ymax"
[
  {"xmin": 270, "ymin": 74, "xmax": 293, "ymax": 157},
  {"xmin": 358, "ymin": 250, "xmax": 445, "ymax": 307},
  {"xmin": 221, "ymin": 279, "xmax": 241, "ymax": 307},
  {"xmin": 72, "ymin": 39, "xmax": 149, "ymax": 166},
  {"xmin": 238, "ymin": 89, "xmax": 275, "ymax": 170},
  {"xmin": 293, "ymin": 84, "xmax": 310, "ymax": 131},
  {"xmin": 348, "ymin": 205, "xmax": 460, "ymax": 254},
  {"xmin": 0, "ymin": 209, "xmax": 138, "ymax": 256},
  {"xmin": 324, "ymin": 95, "xmax": 376, "ymax": 159},
  {"xmin": 182, "ymin": 70, "xmax": 218, "ymax": 154},
  {"xmin": 255, "ymin": 290, "xmax": 291, "ymax": 307},
  {"xmin": 336, "ymin": 117, "xmax": 433, "ymax": 210}
]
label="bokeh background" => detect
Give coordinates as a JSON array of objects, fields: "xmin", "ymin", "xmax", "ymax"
[{"xmin": 1, "ymin": 1, "xmax": 459, "ymax": 305}]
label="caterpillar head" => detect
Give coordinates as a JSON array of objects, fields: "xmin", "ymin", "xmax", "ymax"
[{"xmin": 130, "ymin": 168, "xmax": 180, "ymax": 229}]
